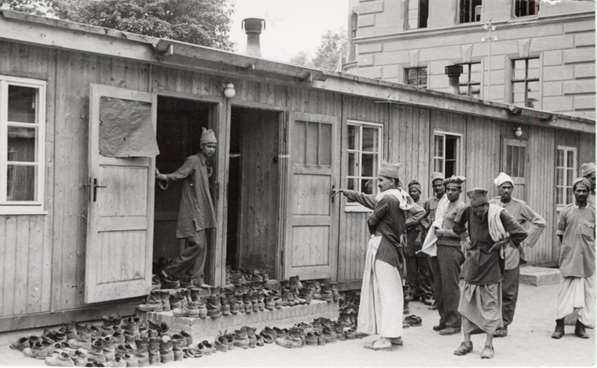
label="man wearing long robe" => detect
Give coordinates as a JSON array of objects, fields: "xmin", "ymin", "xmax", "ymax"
[
  {"xmin": 453, "ymin": 188, "xmax": 527, "ymax": 359},
  {"xmin": 490, "ymin": 172, "xmax": 546, "ymax": 337},
  {"xmin": 552, "ymin": 177, "xmax": 595, "ymax": 339},
  {"xmin": 337, "ymin": 162, "xmax": 425, "ymax": 350},
  {"xmin": 156, "ymin": 128, "xmax": 217, "ymax": 286}
]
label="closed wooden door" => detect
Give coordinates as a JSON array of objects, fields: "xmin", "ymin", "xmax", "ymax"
[
  {"xmin": 284, "ymin": 112, "xmax": 339, "ymax": 280},
  {"xmin": 85, "ymin": 84, "xmax": 156, "ymax": 303},
  {"xmin": 502, "ymin": 138, "xmax": 528, "ymax": 200}
]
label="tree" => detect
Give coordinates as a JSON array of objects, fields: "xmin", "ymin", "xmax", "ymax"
[
  {"xmin": 290, "ymin": 29, "xmax": 347, "ymax": 72},
  {"xmin": 5, "ymin": 0, "xmax": 234, "ymax": 50}
]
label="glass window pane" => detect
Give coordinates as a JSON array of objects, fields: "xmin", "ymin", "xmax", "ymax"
[
  {"xmin": 566, "ymin": 187, "xmax": 573, "ymax": 204},
  {"xmin": 348, "ymin": 152, "xmax": 357, "ymax": 176},
  {"xmin": 362, "ymin": 127, "xmax": 378, "ymax": 152},
  {"xmin": 7, "ymin": 165, "xmax": 35, "ymax": 201},
  {"xmin": 567, "ymin": 169, "xmax": 574, "ymax": 185},
  {"xmin": 8, "ymin": 127, "xmax": 36, "ymax": 162},
  {"xmin": 434, "ymin": 135, "xmax": 444, "ymax": 157},
  {"xmin": 433, "ymin": 158, "xmax": 443, "ymax": 173},
  {"xmin": 512, "ymin": 82, "xmax": 526, "ymax": 105},
  {"xmin": 306, "ymin": 122, "xmax": 318, "ymax": 165},
  {"xmin": 318, "ymin": 123, "xmax": 332, "ymax": 166},
  {"xmin": 518, "ymin": 147, "xmax": 526, "ymax": 177},
  {"xmin": 362, "ymin": 153, "xmax": 377, "ymax": 177},
  {"xmin": 566, "ymin": 151, "xmax": 574, "ymax": 168},
  {"xmin": 556, "ymin": 149, "xmax": 564, "ymax": 167},
  {"xmin": 348, "ymin": 125, "xmax": 357, "ymax": 150},
  {"xmin": 556, "ymin": 168, "xmax": 563, "ymax": 186},
  {"xmin": 445, "ymin": 160, "xmax": 456, "ymax": 178},
  {"xmin": 347, "ymin": 178, "xmax": 356, "ymax": 191},
  {"xmin": 526, "ymin": 81, "xmax": 540, "ymax": 108},
  {"xmin": 513, "ymin": 60, "xmax": 526, "ymax": 80},
  {"xmin": 528, "ymin": 58, "xmax": 540, "ymax": 79},
  {"xmin": 8, "ymin": 85, "xmax": 37, "ymax": 123},
  {"xmin": 361, "ymin": 178, "xmax": 375, "ymax": 195}
]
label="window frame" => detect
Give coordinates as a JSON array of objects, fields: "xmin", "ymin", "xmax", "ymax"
[
  {"xmin": 432, "ymin": 131, "xmax": 462, "ymax": 179},
  {"xmin": 511, "ymin": 57, "xmax": 541, "ymax": 108},
  {"xmin": 513, "ymin": 0, "xmax": 539, "ymax": 18},
  {"xmin": 555, "ymin": 145, "xmax": 577, "ymax": 208},
  {"xmin": 459, "ymin": 0, "xmax": 483, "ymax": 24},
  {"xmin": 404, "ymin": 66, "xmax": 428, "ymax": 89},
  {"xmin": 345, "ymin": 119, "xmax": 383, "ymax": 212},
  {"xmin": 458, "ymin": 61, "xmax": 482, "ymax": 97},
  {"xmin": 0, "ymin": 75, "xmax": 47, "ymax": 215}
]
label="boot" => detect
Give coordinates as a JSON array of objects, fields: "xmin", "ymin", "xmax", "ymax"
[
  {"xmin": 575, "ymin": 320, "xmax": 589, "ymax": 339},
  {"xmin": 551, "ymin": 318, "xmax": 565, "ymax": 339}
]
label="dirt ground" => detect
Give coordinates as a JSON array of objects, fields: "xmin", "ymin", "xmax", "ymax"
[{"xmin": 0, "ymin": 282, "xmax": 594, "ymax": 367}]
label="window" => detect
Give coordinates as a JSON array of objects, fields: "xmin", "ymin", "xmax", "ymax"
[
  {"xmin": 405, "ymin": 67, "xmax": 428, "ymax": 88},
  {"xmin": 346, "ymin": 121, "xmax": 383, "ymax": 202},
  {"xmin": 514, "ymin": 0, "xmax": 538, "ymax": 17},
  {"xmin": 419, "ymin": 0, "xmax": 428, "ymax": 28},
  {"xmin": 433, "ymin": 133, "xmax": 460, "ymax": 178},
  {"xmin": 0, "ymin": 76, "xmax": 46, "ymax": 214},
  {"xmin": 512, "ymin": 57, "xmax": 540, "ymax": 108},
  {"xmin": 556, "ymin": 146, "xmax": 577, "ymax": 206},
  {"xmin": 459, "ymin": 0, "xmax": 482, "ymax": 23},
  {"xmin": 458, "ymin": 62, "xmax": 482, "ymax": 97}
]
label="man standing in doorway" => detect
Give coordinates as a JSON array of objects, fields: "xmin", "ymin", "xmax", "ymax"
[
  {"xmin": 156, "ymin": 127, "xmax": 217, "ymax": 287},
  {"xmin": 580, "ymin": 162, "xmax": 595, "ymax": 205},
  {"xmin": 552, "ymin": 177, "xmax": 595, "ymax": 339},
  {"xmin": 429, "ymin": 176, "xmax": 467, "ymax": 336},
  {"xmin": 452, "ymin": 188, "xmax": 527, "ymax": 359},
  {"xmin": 490, "ymin": 172, "xmax": 546, "ymax": 337},
  {"xmin": 422, "ymin": 172, "xmax": 446, "ymax": 310}
]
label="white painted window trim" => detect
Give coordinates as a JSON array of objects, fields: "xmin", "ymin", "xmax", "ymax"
[
  {"xmin": 0, "ymin": 75, "xmax": 47, "ymax": 215},
  {"xmin": 432, "ymin": 130, "xmax": 462, "ymax": 178},
  {"xmin": 555, "ymin": 145, "xmax": 577, "ymax": 209},
  {"xmin": 345, "ymin": 120, "xmax": 383, "ymax": 213}
]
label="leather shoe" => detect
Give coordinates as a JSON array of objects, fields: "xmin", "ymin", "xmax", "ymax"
[
  {"xmin": 551, "ymin": 319, "xmax": 565, "ymax": 339},
  {"xmin": 439, "ymin": 326, "xmax": 461, "ymax": 335},
  {"xmin": 575, "ymin": 321, "xmax": 590, "ymax": 339},
  {"xmin": 432, "ymin": 323, "xmax": 446, "ymax": 331},
  {"xmin": 453, "ymin": 341, "xmax": 472, "ymax": 356}
]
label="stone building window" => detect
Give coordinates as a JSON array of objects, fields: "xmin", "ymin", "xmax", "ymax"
[
  {"xmin": 405, "ymin": 67, "xmax": 428, "ymax": 88},
  {"xmin": 556, "ymin": 145, "xmax": 577, "ymax": 206},
  {"xmin": 419, "ymin": 0, "xmax": 428, "ymax": 28},
  {"xmin": 512, "ymin": 57, "xmax": 540, "ymax": 108},
  {"xmin": 458, "ymin": 62, "xmax": 482, "ymax": 97},
  {"xmin": 514, "ymin": 0, "xmax": 539, "ymax": 17},
  {"xmin": 459, "ymin": 0, "xmax": 482, "ymax": 23}
]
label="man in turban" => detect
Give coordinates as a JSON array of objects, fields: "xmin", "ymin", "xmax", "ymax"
[
  {"xmin": 580, "ymin": 162, "xmax": 595, "ymax": 205},
  {"xmin": 552, "ymin": 177, "xmax": 595, "ymax": 340},
  {"xmin": 336, "ymin": 162, "xmax": 425, "ymax": 350},
  {"xmin": 405, "ymin": 180, "xmax": 433, "ymax": 305},
  {"xmin": 490, "ymin": 172, "xmax": 546, "ymax": 337},
  {"xmin": 156, "ymin": 127, "xmax": 217, "ymax": 287},
  {"xmin": 453, "ymin": 188, "xmax": 526, "ymax": 359}
]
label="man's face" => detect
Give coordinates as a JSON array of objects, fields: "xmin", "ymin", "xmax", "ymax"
[
  {"xmin": 445, "ymin": 183, "xmax": 461, "ymax": 202},
  {"xmin": 585, "ymin": 172, "xmax": 595, "ymax": 192},
  {"xmin": 201, "ymin": 142, "xmax": 217, "ymax": 157},
  {"xmin": 377, "ymin": 176, "xmax": 395, "ymax": 193},
  {"xmin": 472, "ymin": 203, "xmax": 489, "ymax": 218},
  {"xmin": 409, "ymin": 188, "xmax": 420, "ymax": 202},
  {"xmin": 498, "ymin": 182, "xmax": 514, "ymax": 202},
  {"xmin": 432, "ymin": 179, "xmax": 445, "ymax": 197},
  {"xmin": 574, "ymin": 186, "xmax": 589, "ymax": 204}
]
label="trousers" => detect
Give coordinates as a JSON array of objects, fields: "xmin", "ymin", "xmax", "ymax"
[
  {"xmin": 430, "ymin": 245, "xmax": 463, "ymax": 328},
  {"xmin": 406, "ymin": 254, "xmax": 433, "ymax": 298},
  {"xmin": 164, "ymin": 230, "xmax": 207, "ymax": 283},
  {"xmin": 502, "ymin": 266, "xmax": 520, "ymax": 327}
]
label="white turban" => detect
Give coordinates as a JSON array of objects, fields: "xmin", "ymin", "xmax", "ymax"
[{"xmin": 494, "ymin": 172, "xmax": 513, "ymax": 187}]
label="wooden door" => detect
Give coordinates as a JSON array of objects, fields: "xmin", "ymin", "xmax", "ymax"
[
  {"xmin": 284, "ymin": 112, "xmax": 339, "ymax": 280},
  {"xmin": 85, "ymin": 84, "xmax": 156, "ymax": 303},
  {"xmin": 502, "ymin": 138, "xmax": 528, "ymax": 200}
]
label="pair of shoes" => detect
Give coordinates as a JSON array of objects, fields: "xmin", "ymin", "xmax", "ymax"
[
  {"xmin": 453, "ymin": 341, "xmax": 473, "ymax": 356},
  {"xmin": 439, "ymin": 326, "xmax": 461, "ymax": 336},
  {"xmin": 551, "ymin": 318, "xmax": 565, "ymax": 339},
  {"xmin": 480, "ymin": 344, "xmax": 495, "ymax": 359},
  {"xmin": 494, "ymin": 326, "xmax": 508, "ymax": 338},
  {"xmin": 363, "ymin": 338, "xmax": 392, "ymax": 351}
]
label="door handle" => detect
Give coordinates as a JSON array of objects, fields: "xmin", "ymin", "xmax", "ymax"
[
  {"xmin": 330, "ymin": 184, "xmax": 336, "ymax": 203},
  {"xmin": 92, "ymin": 178, "xmax": 107, "ymax": 202}
]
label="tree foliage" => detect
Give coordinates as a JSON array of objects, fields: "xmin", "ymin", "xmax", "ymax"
[
  {"xmin": 5, "ymin": 0, "xmax": 234, "ymax": 50},
  {"xmin": 290, "ymin": 29, "xmax": 347, "ymax": 72}
]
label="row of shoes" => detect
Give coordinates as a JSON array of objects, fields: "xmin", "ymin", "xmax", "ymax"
[
  {"xmin": 272, "ymin": 317, "xmax": 366, "ymax": 349},
  {"xmin": 225, "ymin": 266, "xmax": 271, "ymax": 286}
]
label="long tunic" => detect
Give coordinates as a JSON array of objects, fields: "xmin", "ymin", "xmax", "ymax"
[
  {"xmin": 454, "ymin": 207, "xmax": 527, "ymax": 285},
  {"xmin": 164, "ymin": 152, "xmax": 216, "ymax": 238},
  {"xmin": 489, "ymin": 197, "xmax": 546, "ymax": 270},
  {"xmin": 556, "ymin": 203, "xmax": 595, "ymax": 278}
]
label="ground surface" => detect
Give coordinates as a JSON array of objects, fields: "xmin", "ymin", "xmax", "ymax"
[{"xmin": 0, "ymin": 282, "xmax": 594, "ymax": 367}]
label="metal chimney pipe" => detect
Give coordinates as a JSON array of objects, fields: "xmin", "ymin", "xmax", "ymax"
[{"xmin": 242, "ymin": 18, "xmax": 265, "ymax": 57}]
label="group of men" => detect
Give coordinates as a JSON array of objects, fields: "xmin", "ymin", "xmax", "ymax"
[{"xmin": 337, "ymin": 161, "xmax": 595, "ymax": 359}]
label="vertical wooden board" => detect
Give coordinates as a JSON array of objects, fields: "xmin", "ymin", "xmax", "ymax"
[
  {"xmin": 14, "ymin": 215, "xmax": 30, "ymax": 316},
  {"xmin": 0, "ymin": 217, "xmax": 5, "ymax": 315},
  {"xmin": 465, "ymin": 116, "xmax": 502, "ymax": 196},
  {"xmin": 2, "ymin": 216, "xmax": 17, "ymax": 316},
  {"xmin": 27, "ymin": 216, "xmax": 44, "ymax": 314}
]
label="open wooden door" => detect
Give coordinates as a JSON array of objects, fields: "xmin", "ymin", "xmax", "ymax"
[
  {"xmin": 502, "ymin": 138, "xmax": 528, "ymax": 200},
  {"xmin": 85, "ymin": 84, "xmax": 156, "ymax": 303},
  {"xmin": 284, "ymin": 112, "xmax": 340, "ymax": 280}
]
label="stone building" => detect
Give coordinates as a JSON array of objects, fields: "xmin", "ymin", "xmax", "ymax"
[{"xmin": 344, "ymin": 0, "xmax": 595, "ymax": 119}]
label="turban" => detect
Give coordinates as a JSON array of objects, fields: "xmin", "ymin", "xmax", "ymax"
[
  {"xmin": 580, "ymin": 162, "xmax": 595, "ymax": 177},
  {"xmin": 408, "ymin": 180, "xmax": 422, "ymax": 193},
  {"xmin": 467, "ymin": 187, "xmax": 489, "ymax": 206},
  {"xmin": 378, "ymin": 161, "xmax": 401, "ymax": 179},
  {"xmin": 444, "ymin": 175, "xmax": 466, "ymax": 186},
  {"xmin": 573, "ymin": 177, "xmax": 591, "ymax": 191},
  {"xmin": 494, "ymin": 172, "xmax": 513, "ymax": 187},
  {"xmin": 200, "ymin": 127, "xmax": 217, "ymax": 144},
  {"xmin": 431, "ymin": 172, "xmax": 444, "ymax": 184}
]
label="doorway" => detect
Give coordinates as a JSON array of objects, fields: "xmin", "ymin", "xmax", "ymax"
[{"xmin": 227, "ymin": 106, "xmax": 281, "ymax": 277}]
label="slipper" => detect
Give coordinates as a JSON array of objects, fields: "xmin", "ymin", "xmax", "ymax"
[
  {"xmin": 364, "ymin": 338, "xmax": 392, "ymax": 351},
  {"xmin": 406, "ymin": 315, "xmax": 422, "ymax": 327}
]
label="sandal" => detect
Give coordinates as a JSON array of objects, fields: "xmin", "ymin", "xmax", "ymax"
[
  {"xmin": 364, "ymin": 338, "xmax": 392, "ymax": 351},
  {"xmin": 453, "ymin": 341, "xmax": 473, "ymax": 356}
]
